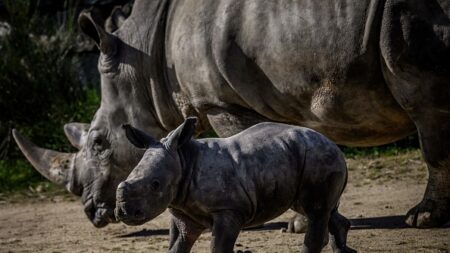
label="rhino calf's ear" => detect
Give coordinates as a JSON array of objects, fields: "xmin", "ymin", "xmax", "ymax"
[
  {"xmin": 123, "ymin": 124, "xmax": 157, "ymax": 149},
  {"xmin": 166, "ymin": 117, "xmax": 197, "ymax": 150}
]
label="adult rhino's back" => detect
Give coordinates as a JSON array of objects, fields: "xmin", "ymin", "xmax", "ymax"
[{"xmin": 167, "ymin": 0, "xmax": 415, "ymax": 146}]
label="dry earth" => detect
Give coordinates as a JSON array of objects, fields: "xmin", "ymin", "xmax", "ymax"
[{"xmin": 0, "ymin": 150, "xmax": 449, "ymax": 252}]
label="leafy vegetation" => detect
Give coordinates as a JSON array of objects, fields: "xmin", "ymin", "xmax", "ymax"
[
  {"xmin": 0, "ymin": 0, "xmax": 100, "ymax": 192},
  {"xmin": 340, "ymin": 135, "xmax": 420, "ymax": 158}
]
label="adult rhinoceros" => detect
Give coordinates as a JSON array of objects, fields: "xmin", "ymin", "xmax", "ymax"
[{"xmin": 14, "ymin": 0, "xmax": 450, "ymax": 228}]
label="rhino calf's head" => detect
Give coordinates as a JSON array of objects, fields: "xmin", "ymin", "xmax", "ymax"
[{"xmin": 115, "ymin": 118, "xmax": 197, "ymax": 225}]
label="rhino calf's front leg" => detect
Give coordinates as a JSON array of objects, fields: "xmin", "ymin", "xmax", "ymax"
[
  {"xmin": 210, "ymin": 211, "xmax": 243, "ymax": 253},
  {"xmin": 168, "ymin": 210, "xmax": 205, "ymax": 253}
]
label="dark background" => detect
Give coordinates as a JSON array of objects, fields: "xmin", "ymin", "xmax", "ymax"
[{"xmin": 0, "ymin": 0, "xmax": 419, "ymax": 193}]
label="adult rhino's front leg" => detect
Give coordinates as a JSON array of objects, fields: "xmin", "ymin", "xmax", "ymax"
[
  {"xmin": 206, "ymin": 106, "xmax": 269, "ymax": 137},
  {"xmin": 381, "ymin": 0, "xmax": 450, "ymax": 227}
]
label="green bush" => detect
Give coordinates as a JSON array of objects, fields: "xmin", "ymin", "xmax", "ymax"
[
  {"xmin": 0, "ymin": 0, "xmax": 100, "ymax": 192},
  {"xmin": 340, "ymin": 135, "xmax": 420, "ymax": 158}
]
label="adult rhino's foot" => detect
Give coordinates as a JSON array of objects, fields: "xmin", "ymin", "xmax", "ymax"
[
  {"xmin": 405, "ymin": 198, "xmax": 450, "ymax": 228},
  {"xmin": 286, "ymin": 213, "xmax": 308, "ymax": 233}
]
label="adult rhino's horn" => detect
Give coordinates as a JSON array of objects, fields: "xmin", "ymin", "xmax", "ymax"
[{"xmin": 12, "ymin": 130, "xmax": 74, "ymax": 186}]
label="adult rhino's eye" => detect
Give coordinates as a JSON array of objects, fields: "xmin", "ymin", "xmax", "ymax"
[
  {"xmin": 151, "ymin": 179, "xmax": 160, "ymax": 191},
  {"xmin": 93, "ymin": 137, "xmax": 104, "ymax": 151},
  {"xmin": 91, "ymin": 134, "xmax": 109, "ymax": 154}
]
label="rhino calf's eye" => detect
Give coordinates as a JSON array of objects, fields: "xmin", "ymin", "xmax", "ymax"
[{"xmin": 151, "ymin": 179, "xmax": 160, "ymax": 191}]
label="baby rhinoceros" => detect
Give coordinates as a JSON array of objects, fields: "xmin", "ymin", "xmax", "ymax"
[{"xmin": 115, "ymin": 118, "xmax": 356, "ymax": 253}]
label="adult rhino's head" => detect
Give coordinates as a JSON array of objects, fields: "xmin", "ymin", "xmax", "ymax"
[
  {"xmin": 12, "ymin": 121, "xmax": 137, "ymax": 228},
  {"xmin": 115, "ymin": 118, "xmax": 197, "ymax": 225},
  {"xmin": 13, "ymin": 3, "xmax": 180, "ymax": 228}
]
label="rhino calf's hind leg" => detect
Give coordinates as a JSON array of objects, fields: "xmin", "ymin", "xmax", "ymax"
[
  {"xmin": 329, "ymin": 210, "xmax": 356, "ymax": 253},
  {"xmin": 301, "ymin": 211, "xmax": 330, "ymax": 253}
]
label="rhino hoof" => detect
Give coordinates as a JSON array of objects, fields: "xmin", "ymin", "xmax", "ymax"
[
  {"xmin": 405, "ymin": 198, "xmax": 450, "ymax": 228},
  {"xmin": 334, "ymin": 246, "xmax": 358, "ymax": 253}
]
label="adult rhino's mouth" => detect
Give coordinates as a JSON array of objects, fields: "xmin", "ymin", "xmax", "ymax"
[{"xmin": 84, "ymin": 199, "xmax": 117, "ymax": 228}]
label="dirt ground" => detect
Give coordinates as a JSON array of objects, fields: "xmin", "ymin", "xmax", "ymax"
[{"xmin": 0, "ymin": 150, "xmax": 449, "ymax": 252}]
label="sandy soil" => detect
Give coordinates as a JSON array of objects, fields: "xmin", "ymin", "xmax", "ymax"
[{"xmin": 0, "ymin": 150, "xmax": 449, "ymax": 252}]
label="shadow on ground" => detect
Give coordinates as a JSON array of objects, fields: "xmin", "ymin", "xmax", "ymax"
[
  {"xmin": 350, "ymin": 215, "xmax": 450, "ymax": 230},
  {"xmin": 243, "ymin": 216, "xmax": 413, "ymax": 231},
  {"xmin": 350, "ymin": 215, "xmax": 408, "ymax": 229},
  {"xmin": 118, "ymin": 215, "xmax": 450, "ymax": 238},
  {"xmin": 118, "ymin": 228, "xmax": 170, "ymax": 238}
]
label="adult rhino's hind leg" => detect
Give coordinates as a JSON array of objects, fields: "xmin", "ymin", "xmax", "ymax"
[
  {"xmin": 403, "ymin": 118, "xmax": 450, "ymax": 227},
  {"xmin": 381, "ymin": 0, "xmax": 450, "ymax": 227}
]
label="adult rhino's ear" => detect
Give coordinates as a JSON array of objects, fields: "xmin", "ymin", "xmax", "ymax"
[
  {"xmin": 64, "ymin": 123, "xmax": 90, "ymax": 150},
  {"xmin": 123, "ymin": 124, "xmax": 157, "ymax": 149},
  {"xmin": 105, "ymin": 6, "xmax": 127, "ymax": 33},
  {"xmin": 166, "ymin": 117, "xmax": 197, "ymax": 150},
  {"xmin": 78, "ymin": 8, "xmax": 117, "ymax": 55}
]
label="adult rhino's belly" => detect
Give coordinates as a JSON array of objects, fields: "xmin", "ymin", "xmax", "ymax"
[
  {"xmin": 168, "ymin": 0, "xmax": 416, "ymax": 146},
  {"xmin": 219, "ymin": 1, "xmax": 417, "ymax": 146},
  {"xmin": 297, "ymin": 82, "xmax": 416, "ymax": 147}
]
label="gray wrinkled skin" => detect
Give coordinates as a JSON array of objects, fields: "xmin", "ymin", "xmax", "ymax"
[
  {"xmin": 14, "ymin": 0, "xmax": 450, "ymax": 228},
  {"xmin": 116, "ymin": 118, "xmax": 356, "ymax": 253}
]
